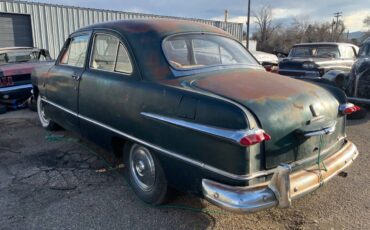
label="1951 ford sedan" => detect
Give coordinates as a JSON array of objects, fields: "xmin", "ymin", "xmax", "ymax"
[{"xmin": 31, "ymin": 19, "xmax": 359, "ymax": 213}]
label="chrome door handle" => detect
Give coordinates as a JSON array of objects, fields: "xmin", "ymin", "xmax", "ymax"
[{"xmin": 72, "ymin": 74, "xmax": 81, "ymax": 81}]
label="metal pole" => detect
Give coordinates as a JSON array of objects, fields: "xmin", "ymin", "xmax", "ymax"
[{"xmin": 246, "ymin": 0, "xmax": 251, "ymax": 49}]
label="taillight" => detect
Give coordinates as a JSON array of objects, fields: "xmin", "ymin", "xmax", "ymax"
[
  {"xmin": 239, "ymin": 129, "xmax": 271, "ymax": 146},
  {"xmin": 0, "ymin": 76, "xmax": 13, "ymax": 87},
  {"xmin": 339, "ymin": 103, "xmax": 361, "ymax": 115}
]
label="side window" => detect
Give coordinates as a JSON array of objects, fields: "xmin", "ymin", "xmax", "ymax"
[
  {"xmin": 339, "ymin": 46, "xmax": 356, "ymax": 59},
  {"xmin": 90, "ymin": 34, "xmax": 133, "ymax": 74},
  {"xmin": 115, "ymin": 44, "xmax": 133, "ymax": 74},
  {"xmin": 90, "ymin": 34, "xmax": 119, "ymax": 71},
  {"xmin": 60, "ymin": 35, "xmax": 90, "ymax": 68}
]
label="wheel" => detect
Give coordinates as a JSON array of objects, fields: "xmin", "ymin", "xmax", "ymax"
[
  {"xmin": 0, "ymin": 104, "xmax": 6, "ymax": 114},
  {"xmin": 347, "ymin": 106, "xmax": 367, "ymax": 120},
  {"xmin": 124, "ymin": 143, "xmax": 169, "ymax": 205},
  {"xmin": 27, "ymin": 95, "xmax": 37, "ymax": 112},
  {"xmin": 37, "ymin": 95, "xmax": 57, "ymax": 130}
]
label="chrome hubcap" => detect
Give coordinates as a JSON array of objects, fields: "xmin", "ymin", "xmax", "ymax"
[{"xmin": 130, "ymin": 144, "xmax": 155, "ymax": 191}]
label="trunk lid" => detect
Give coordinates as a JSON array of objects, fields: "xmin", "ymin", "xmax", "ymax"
[{"xmin": 184, "ymin": 68, "xmax": 346, "ymax": 169}]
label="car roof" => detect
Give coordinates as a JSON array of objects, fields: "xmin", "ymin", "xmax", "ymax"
[
  {"xmin": 76, "ymin": 19, "xmax": 231, "ymax": 39},
  {"xmin": 293, "ymin": 42, "xmax": 357, "ymax": 47},
  {"xmin": 74, "ymin": 19, "xmax": 235, "ymax": 81}
]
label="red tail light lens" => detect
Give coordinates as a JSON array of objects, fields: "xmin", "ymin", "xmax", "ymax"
[
  {"xmin": 339, "ymin": 103, "xmax": 361, "ymax": 115},
  {"xmin": 239, "ymin": 129, "xmax": 271, "ymax": 146}
]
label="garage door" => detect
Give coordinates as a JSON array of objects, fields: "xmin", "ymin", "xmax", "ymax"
[{"xmin": 0, "ymin": 13, "xmax": 33, "ymax": 48}]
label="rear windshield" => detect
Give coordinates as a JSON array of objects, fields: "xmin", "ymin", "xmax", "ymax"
[
  {"xmin": 289, "ymin": 46, "xmax": 340, "ymax": 58},
  {"xmin": 163, "ymin": 34, "xmax": 257, "ymax": 70},
  {"xmin": 0, "ymin": 49, "xmax": 51, "ymax": 65}
]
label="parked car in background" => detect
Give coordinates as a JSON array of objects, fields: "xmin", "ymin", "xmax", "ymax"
[
  {"xmin": 251, "ymin": 50, "xmax": 279, "ymax": 72},
  {"xmin": 32, "ymin": 19, "xmax": 358, "ymax": 213},
  {"xmin": 278, "ymin": 42, "xmax": 359, "ymax": 78},
  {"xmin": 0, "ymin": 47, "xmax": 52, "ymax": 111},
  {"xmin": 320, "ymin": 38, "xmax": 370, "ymax": 118}
]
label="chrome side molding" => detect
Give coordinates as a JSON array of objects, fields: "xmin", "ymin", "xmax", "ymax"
[{"xmin": 141, "ymin": 112, "xmax": 248, "ymax": 145}]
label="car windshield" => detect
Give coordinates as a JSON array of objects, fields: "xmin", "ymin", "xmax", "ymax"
[
  {"xmin": 163, "ymin": 34, "xmax": 257, "ymax": 70},
  {"xmin": 0, "ymin": 49, "xmax": 50, "ymax": 65},
  {"xmin": 289, "ymin": 45, "xmax": 340, "ymax": 58}
]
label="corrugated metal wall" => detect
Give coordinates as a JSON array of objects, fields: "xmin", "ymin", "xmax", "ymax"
[{"xmin": 0, "ymin": 0, "xmax": 244, "ymax": 58}]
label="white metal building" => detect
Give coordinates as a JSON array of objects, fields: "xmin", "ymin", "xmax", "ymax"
[{"xmin": 0, "ymin": 0, "xmax": 243, "ymax": 58}]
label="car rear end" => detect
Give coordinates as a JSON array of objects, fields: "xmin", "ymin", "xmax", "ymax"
[{"xmin": 189, "ymin": 69, "xmax": 358, "ymax": 213}]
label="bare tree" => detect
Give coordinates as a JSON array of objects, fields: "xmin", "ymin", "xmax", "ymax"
[
  {"xmin": 252, "ymin": 5, "xmax": 279, "ymax": 51},
  {"xmin": 291, "ymin": 16, "xmax": 311, "ymax": 43},
  {"xmin": 364, "ymin": 16, "xmax": 370, "ymax": 28}
]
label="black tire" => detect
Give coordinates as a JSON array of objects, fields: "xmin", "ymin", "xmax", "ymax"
[
  {"xmin": 27, "ymin": 95, "xmax": 37, "ymax": 112},
  {"xmin": 123, "ymin": 143, "xmax": 169, "ymax": 205},
  {"xmin": 0, "ymin": 104, "xmax": 6, "ymax": 114},
  {"xmin": 347, "ymin": 106, "xmax": 367, "ymax": 120},
  {"xmin": 37, "ymin": 95, "xmax": 57, "ymax": 130}
]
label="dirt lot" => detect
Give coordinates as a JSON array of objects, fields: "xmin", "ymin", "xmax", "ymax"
[{"xmin": 0, "ymin": 109, "xmax": 369, "ymax": 230}]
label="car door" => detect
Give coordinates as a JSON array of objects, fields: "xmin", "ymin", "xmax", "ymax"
[
  {"xmin": 78, "ymin": 31, "xmax": 141, "ymax": 149},
  {"xmin": 45, "ymin": 32, "xmax": 91, "ymax": 133}
]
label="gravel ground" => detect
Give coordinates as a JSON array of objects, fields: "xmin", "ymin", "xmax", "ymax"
[{"xmin": 0, "ymin": 109, "xmax": 369, "ymax": 230}]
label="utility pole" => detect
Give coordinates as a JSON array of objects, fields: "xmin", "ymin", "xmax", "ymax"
[
  {"xmin": 224, "ymin": 9, "xmax": 228, "ymax": 22},
  {"xmin": 333, "ymin": 12, "xmax": 342, "ymax": 30},
  {"xmin": 333, "ymin": 12, "xmax": 342, "ymax": 42},
  {"xmin": 246, "ymin": 0, "xmax": 251, "ymax": 49}
]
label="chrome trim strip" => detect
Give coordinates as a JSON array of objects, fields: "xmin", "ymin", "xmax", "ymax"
[
  {"xmin": 41, "ymin": 97, "xmax": 78, "ymax": 116},
  {"xmin": 0, "ymin": 84, "xmax": 32, "ymax": 92},
  {"xmin": 141, "ymin": 112, "xmax": 250, "ymax": 144},
  {"xmin": 302, "ymin": 121, "xmax": 337, "ymax": 137},
  {"xmin": 347, "ymin": 97, "xmax": 370, "ymax": 104},
  {"xmin": 41, "ymin": 97, "xmax": 348, "ymax": 182},
  {"xmin": 278, "ymin": 69, "xmax": 319, "ymax": 74}
]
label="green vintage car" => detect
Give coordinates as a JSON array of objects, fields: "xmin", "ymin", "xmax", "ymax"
[{"xmin": 31, "ymin": 19, "xmax": 359, "ymax": 213}]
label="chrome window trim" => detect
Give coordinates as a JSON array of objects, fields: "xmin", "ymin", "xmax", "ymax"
[
  {"xmin": 40, "ymin": 97, "xmax": 346, "ymax": 182},
  {"xmin": 0, "ymin": 84, "xmax": 32, "ymax": 92}
]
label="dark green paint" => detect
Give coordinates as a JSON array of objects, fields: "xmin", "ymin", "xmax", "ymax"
[{"xmin": 31, "ymin": 20, "xmax": 350, "ymax": 194}]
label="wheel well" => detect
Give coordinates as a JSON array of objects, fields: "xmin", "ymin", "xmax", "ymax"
[
  {"xmin": 111, "ymin": 137, "xmax": 127, "ymax": 159},
  {"xmin": 32, "ymin": 85, "xmax": 39, "ymax": 98}
]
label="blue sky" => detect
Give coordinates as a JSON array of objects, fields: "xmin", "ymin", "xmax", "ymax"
[{"xmin": 31, "ymin": 0, "xmax": 370, "ymax": 32}]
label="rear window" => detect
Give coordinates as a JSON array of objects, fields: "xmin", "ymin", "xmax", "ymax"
[
  {"xmin": 163, "ymin": 34, "xmax": 257, "ymax": 70},
  {"xmin": 289, "ymin": 46, "xmax": 340, "ymax": 58}
]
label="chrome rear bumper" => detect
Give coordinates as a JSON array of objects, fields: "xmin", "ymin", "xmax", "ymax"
[{"xmin": 202, "ymin": 141, "xmax": 358, "ymax": 213}]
